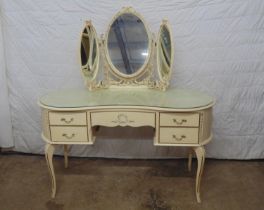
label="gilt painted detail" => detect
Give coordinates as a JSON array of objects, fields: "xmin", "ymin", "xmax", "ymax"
[{"xmin": 111, "ymin": 113, "xmax": 135, "ymax": 125}]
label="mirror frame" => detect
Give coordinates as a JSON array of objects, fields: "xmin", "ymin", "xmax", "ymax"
[
  {"xmin": 80, "ymin": 21, "xmax": 100, "ymax": 84},
  {"xmin": 104, "ymin": 7, "xmax": 153, "ymax": 79},
  {"xmin": 157, "ymin": 20, "xmax": 174, "ymax": 84}
]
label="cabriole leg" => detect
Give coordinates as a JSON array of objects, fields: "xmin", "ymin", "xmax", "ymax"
[
  {"xmin": 45, "ymin": 144, "xmax": 56, "ymax": 198},
  {"xmin": 193, "ymin": 146, "xmax": 205, "ymax": 203}
]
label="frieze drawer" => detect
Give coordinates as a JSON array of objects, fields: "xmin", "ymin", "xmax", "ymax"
[
  {"xmin": 50, "ymin": 126, "xmax": 88, "ymax": 142},
  {"xmin": 159, "ymin": 127, "xmax": 199, "ymax": 144},
  {"xmin": 49, "ymin": 112, "xmax": 87, "ymax": 126},
  {"xmin": 160, "ymin": 113, "xmax": 199, "ymax": 127},
  {"xmin": 91, "ymin": 111, "xmax": 155, "ymax": 127}
]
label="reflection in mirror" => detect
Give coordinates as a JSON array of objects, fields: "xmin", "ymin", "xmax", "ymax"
[
  {"xmin": 158, "ymin": 24, "xmax": 172, "ymax": 80},
  {"xmin": 160, "ymin": 26, "xmax": 171, "ymax": 67},
  {"xmin": 107, "ymin": 13, "xmax": 149, "ymax": 76},
  {"xmin": 81, "ymin": 28, "xmax": 89, "ymax": 66},
  {"xmin": 80, "ymin": 25, "xmax": 98, "ymax": 79}
]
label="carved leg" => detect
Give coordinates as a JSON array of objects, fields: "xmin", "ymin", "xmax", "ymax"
[
  {"xmin": 193, "ymin": 146, "xmax": 205, "ymax": 203},
  {"xmin": 45, "ymin": 144, "xmax": 56, "ymax": 198},
  {"xmin": 64, "ymin": 145, "xmax": 69, "ymax": 169},
  {"xmin": 188, "ymin": 149, "xmax": 192, "ymax": 172}
]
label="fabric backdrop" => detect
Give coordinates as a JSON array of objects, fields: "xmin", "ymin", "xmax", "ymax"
[
  {"xmin": 1, "ymin": 0, "xmax": 263, "ymax": 159},
  {"xmin": 0, "ymin": 10, "xmax": 13, "ymax": 148}
]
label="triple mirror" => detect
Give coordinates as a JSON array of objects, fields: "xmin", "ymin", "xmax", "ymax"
[{"xmin": 80, "ymin": 7, "xmax": 173, "ymax": 90}]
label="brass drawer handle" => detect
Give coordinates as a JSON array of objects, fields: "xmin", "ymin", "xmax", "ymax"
[
  {"xmin": 62, "ymin": 133, "xmax": 75, "ymax": 139},
  {"xmin": 172, "ymin": 134, "xmax": 186, "ymax": 141},
  {"xmin": 173, "ymin": 118, "xmax": 187, "ymax": 125},
  {"xmin": 60, "ymin": 118, "xmax": 74, "ymax": 124}
]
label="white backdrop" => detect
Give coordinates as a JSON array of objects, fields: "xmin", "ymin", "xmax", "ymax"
[
  {"xmin": 1, "ymin": 0, "xmax": 264, "ymax": 159},
  {"xmin": 0, "ymin": 9, "xmax": 13, "ymax": 148}
]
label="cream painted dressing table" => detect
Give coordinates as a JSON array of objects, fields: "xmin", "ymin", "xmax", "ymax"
[{"xmin": 39, "ymin": 7, "xmax": 214, "ymax": 203}]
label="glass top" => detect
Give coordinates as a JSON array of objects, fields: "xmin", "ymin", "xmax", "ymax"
[{"xmin": 39, "ymin": 88, "xmax": 214, "ymax": 109}]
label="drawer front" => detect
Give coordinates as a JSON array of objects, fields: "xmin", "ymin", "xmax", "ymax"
[
  {"xmin": 160, "ymin": 113, "xmax": 199, "ymax": 127},
  {"xmin": 159, "ymin": 127, "xmax": 199, "ymax": 144},
  {"xmin": 49, "ymin": 112, "xmax": 87, "ymax": 125},
  {"xmin": 50, "ymin": 126, "xmax": 88, "ymax": 142},
  {"xmin": 91, "ymin": 111, "xmax": 155, "ymax": 127}
]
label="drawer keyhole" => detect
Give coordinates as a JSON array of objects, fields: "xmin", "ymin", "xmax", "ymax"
[
  {"xmin": 172, "ymin": 134, "xmax": 186, "ymax": 141},
  {"xmin": 62, "ymin": 133, "xmax": 75, "ymax": 139},
  {"xmin": 173, "ymin": 119, "xmax": 187, "ymax": 125},
  {"xmin": 61, "ymin": 118, "xmax": 74, "ymax": 124}
]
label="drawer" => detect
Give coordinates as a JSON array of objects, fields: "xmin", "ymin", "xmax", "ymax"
[
  {"xmin": 50, "ymin": 126, "xmax": 88, "ymax": 142},
  {"xmin": 91, "ymin": 111, "xmax": 155, "ymax": 127},
  {"xmin": 159, "ymin": 127, "xmax": 199, "ymax": 144},
  {"xmin": 160, "ymin": 113, "xmax": 199, "ymax": 127},
  {"xmin": 49, "ymin": 112, "xmax": 87, "ymax": 125}
]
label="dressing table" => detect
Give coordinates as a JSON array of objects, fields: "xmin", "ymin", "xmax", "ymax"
[{"xmin": 39, "ymin": 7, "xmax": 214, "ymax": 203}]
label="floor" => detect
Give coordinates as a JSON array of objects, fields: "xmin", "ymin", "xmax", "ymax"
[{"xmin": 0, "ymin": 154, "xmax": 263, "ymax": 210}]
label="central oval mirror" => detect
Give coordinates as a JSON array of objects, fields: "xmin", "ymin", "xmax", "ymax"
[{"xmin": 106, "ymin": 11, "xmax": 151, "ymax": 78}]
